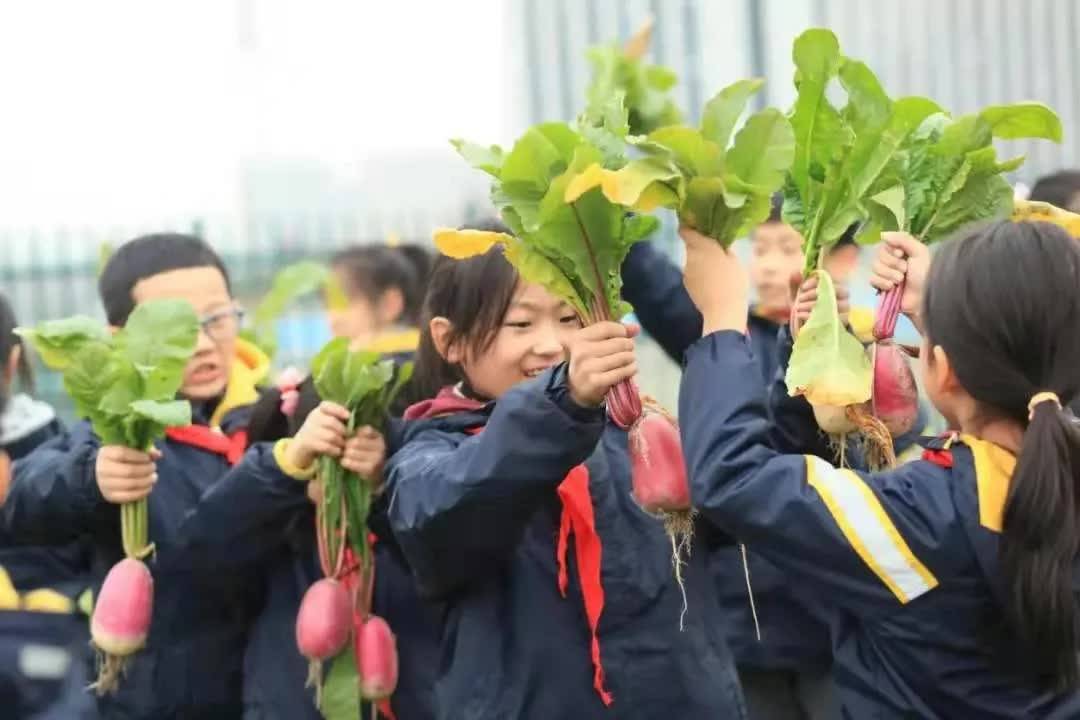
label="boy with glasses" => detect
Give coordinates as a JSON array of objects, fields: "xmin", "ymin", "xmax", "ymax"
[{"xmin": 2, "ymin": 233, "xmax": 297, "ymax": 718}]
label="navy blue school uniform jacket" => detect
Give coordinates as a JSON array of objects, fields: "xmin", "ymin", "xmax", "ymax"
[
  {"xmin": 623, "ymin": 240, "xmax": 831, "ymax": 673},
  {"xmin": 384, "ymin": 369, "xmax": 746, "ymax": 720},
  {"xmin": 175, "ymin": 332, "xmax": 437, "ymax": 720},
  {"xmin": 174, "ymin": 438, "xmax": 440, "ymax": 720},
  {"xmin": 2, "ymin": 340, "xmax": 271, "ymax": 719},
  {"xmin": 0, "ymin": 394, "xmax": 91, "ymax": 596},
  {"xmin": 0, "ymin": 396, "xmax": 97, "ymax": 719},
  {"xmin": 0, "ymin": 594, "xmax": 98, "ymax": 720},
  {"xmin": 680, "ymin": 329, "xmax": 1080, "ymax": 719}
]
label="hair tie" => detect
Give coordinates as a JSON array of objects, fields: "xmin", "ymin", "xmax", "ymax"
[{"xmin": 1027, "ymin": 391, "xmax": 1062, "ymax": 420}]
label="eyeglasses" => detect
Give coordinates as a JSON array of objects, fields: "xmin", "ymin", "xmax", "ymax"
[{"xmin": 199, "ymin": 307, "xmax": 245, "ymax": 342}]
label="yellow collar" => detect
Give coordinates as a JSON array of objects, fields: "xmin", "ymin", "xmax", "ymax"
[
  {"xmin": 210, "ymin": 338, "xmax": 270, "ymax": 427},
  {"xmin": 359, "ymin": 328, "xmax": 421, "ymax": 355},
  {"xmin": 959, "ymin": 433, "xmax": 1016, "ymax": 533}
]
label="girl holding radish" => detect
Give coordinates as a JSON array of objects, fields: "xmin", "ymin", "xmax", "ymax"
[
  {"xmin": 677, "ymin": 220, "xmax": 1080, "ymax": 718},
  {"xmin": 383, "ymin": 245, "xmax": 746, "ymax": 720}
]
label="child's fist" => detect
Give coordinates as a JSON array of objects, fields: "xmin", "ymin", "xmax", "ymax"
[
  {"xmin": 679, "ymin": 226, "xmax": 750, "ymax": 334},
  {"xmin": 790, "ymin": 275, "xmax": 851, "ymax": 338},
  {"xmin": 869, "ymin": 232, "xmax": 930, "ymax": 324},
  {"xmin": 95, "ymin": 446, "xmax": 159, "ymax": 504},
  {"xmin": 566, "ymin": 322, "xmax": 639, "ymax": 408},
  {"xmin": 285, "ymin": 401, "xmax": 350, "ymax": 471},
  {"xmin": 341, "ymin": 426, "xmax": 387, "ymax": 490}
]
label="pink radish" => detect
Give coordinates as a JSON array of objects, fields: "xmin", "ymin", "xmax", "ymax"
[
  {"xmin": 853, "ymin": 279, "xmax": 920, "ymax": 469},
  {"xmin": 628, "ymin": 403, "xmax": 695, "ymax": 629},
  {"xmin": 629, "ymin": 409, "xmax": 690, "ymax": 512},
  {"xmin": 91, "ymin": 557, "xmax": 153, "ymax": 694},
  {"xmin": 871, "ymin": 341, "xmax": 918, "ymax": 437},
  {"xmin": 296, "ymin": 578, "xmax": 353, "ymax": 694},
  {"xmin": 355, "ymin": 615, "xmax": 399, "ymax": 700}
]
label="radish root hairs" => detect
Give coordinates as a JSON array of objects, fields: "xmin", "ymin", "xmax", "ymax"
[
  {"xmin": 846, "ymin": 405, "xmax": 896, "ymax": 471},
  {"xmin": 630, "ymin": 397, "xmax": 695, "ymax": 630}
]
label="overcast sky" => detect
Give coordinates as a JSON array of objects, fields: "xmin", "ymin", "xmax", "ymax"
[{"xmin": 0, "ymin": 0, "xmax": 508, "ymax": 227}]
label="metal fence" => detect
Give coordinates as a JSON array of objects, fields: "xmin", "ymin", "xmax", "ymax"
[{"xmin": 1, "ymin": 207, "xmax": 489, "ymax": 421}]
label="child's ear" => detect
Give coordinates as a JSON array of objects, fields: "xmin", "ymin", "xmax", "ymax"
[
  {"xmin": 429, "ymin": 317, "xmax": 462, "ymax": 363},
  {"xmin": 930, "ymin": 345, "xmax": 960, "ymax": 394}
]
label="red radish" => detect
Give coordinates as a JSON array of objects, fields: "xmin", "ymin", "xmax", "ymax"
[
  {"xmin": 91, "ymin": 557, "xmax": 154, "ymax": 694},
  {"xmin": 296, "ymin": 578, "xmax": 353, "ymax": 694},
  {"xmin": 355, "ymin": 615, "xmax": 399, "ymax": 700},
  {"xmin": 629, "ymin": 409, "xmax": 690, "ymax": 512},
  {"xmin": 628, "ymin": 403, "xmax": 695, "ymax": 629},
  {"xmin": 851, "ymin": 280, "xmax": 920, "ymax": 469},
  {"xmin": 871, "ymin": 341, "xmax": 918, "ymax": 437},
  {"xmin": 607, "ymin": 377, "xmax": 643, "ymax": 429}
]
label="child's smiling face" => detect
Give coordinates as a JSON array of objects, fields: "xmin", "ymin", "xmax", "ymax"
[
  {"xmin": 434, "ymin": 282, "xmax": 582, "ymax": 400},
  {"xmin": 131, "ymin": 266, "xmax": 238, "ymax": 401}
]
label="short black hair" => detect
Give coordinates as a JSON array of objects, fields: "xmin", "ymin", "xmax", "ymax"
[
  {"xmin": 98, "ymin": 233, "xmax": 230, "ymax": 326},
  {"xmin": 831, "ymin": 223, "xmax": 858, "ymax": 250},
  {"xmin": 1029, "ymin": 171, "xmax": 1080, "ymax": 212},
  {"xmin": 766, "ymin": 192, "xmax": 784, "ymax": 223}
]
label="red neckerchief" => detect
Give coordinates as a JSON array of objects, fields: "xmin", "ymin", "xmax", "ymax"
[
  {"xmin": 922, "ymin": 432, "xmax": 958, "ymax": 469},
  {"xmin": 465, "ymin": 427, "xmax": 613, "ymax": 705},
  {"xmin": 164, "ymin": 425, "xmax": 248, "ymax": 465}
]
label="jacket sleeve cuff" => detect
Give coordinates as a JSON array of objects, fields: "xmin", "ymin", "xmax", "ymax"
[
  {"xmin": 273, "ymin": 439, "xmax": 317, "ymax": 480},
  {"xmin": 546, "ymin": 364, "xmax": 606, "ymax": 425}
]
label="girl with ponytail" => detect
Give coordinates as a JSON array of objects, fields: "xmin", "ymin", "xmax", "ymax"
[{"xmin": 675, "ymin": 219, "xmax": 1080, "ymax": 717}]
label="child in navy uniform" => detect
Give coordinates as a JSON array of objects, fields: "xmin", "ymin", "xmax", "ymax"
[
  {"xmin": 383, "ymin": 245, "xmax": 746, "ymax": 720},
  {"xmin": 0, "ymin": 293, "xmax": 96, "ymax": 719},
  {"xmin": 4, "ymin": 234, "xmax": 275, "ymax": 719},
  {"xmin": 678, "ymin": 221, "xmax": 1080, "ymax": 718}
]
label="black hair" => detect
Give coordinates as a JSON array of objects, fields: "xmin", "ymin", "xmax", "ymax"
[
  {"xmin": 412, "ymin": 219, "xmax": 519, "ymax": 402},
  {"xmin": 396, "ymin": 243, "xmax": 435, "ymax": 308},
  {"xmin": 830, "ymin": 223, "xmax": 858, "ymax": 250},
  {"xmin": 330, "ymin": 245, "xmax": 428, "ymax": 326},
  {"xmin": 922, "ymin": 219, "xmax": 1080, "ymax": 690},
  {"xmin": 1029, "ymin": 170, "xmax": 1080, "ymax": 213},
  {"xmin": 0, "ymin": 293, "xmax": 33, "ymax": 417},
  {"xmin": 766, "ymin": 192, "xmax": 784, "ymax": 223},
  {"xmin": 98, "ymin": 233, "xmax": 230, "ymax": 326}
]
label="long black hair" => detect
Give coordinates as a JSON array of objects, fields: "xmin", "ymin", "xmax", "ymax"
[
  {"xmin": 412, "ymin": 219, "xmax": 519, "ymax": 402},
  {"xmin": 922, "ymin": 220, "xmax": 1080, "ymax": 689},
  {"xmin": 0, "ymin": 293, "xmax": 33, "ymax": 417}
]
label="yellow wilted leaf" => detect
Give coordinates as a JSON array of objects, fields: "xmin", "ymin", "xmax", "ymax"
[
  {"xmin": 633, "ymin": 182, "xmax": 679, "ymax": 212},
  {"xmin": 432, "ymin": 228, "xmax": 512, "ymax": 259},
  {"xmin": 564, "ymin": 163, "xmax": 612, "ymax": 203},
  {"xmin": 1011, "ymin": 200, "xmax": 1080, "ymax": 238},
  {"xmin": 623, "ymin": 16, "xmax": 654, "ymax": 60}
]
